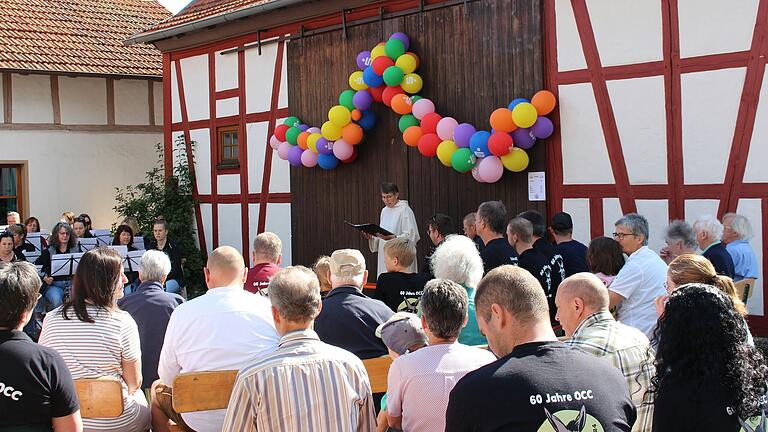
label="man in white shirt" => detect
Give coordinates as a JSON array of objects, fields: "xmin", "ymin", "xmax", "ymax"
[
  {"xmin": 608, "ymin": 214, "xmax": 668, "ymax": 338},
  {"xmin": 365, "ymin": 182, "xmax": 420, "ymax": 277},
  {"xmin": 151, "ymin": 246, "xmax": 279, "ymax": 432}
]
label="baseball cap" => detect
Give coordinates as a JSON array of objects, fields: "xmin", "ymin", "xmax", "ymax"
[
  {"xmin": 375, "ymin": 312, "xmax": 428, "ymax": 355},
  {"xmin": 330, "ymin": 249, "xmax": 366, "ymax": 277},
  {"xmin": 551, "ymin": 212, "xmax": 574, "ymax": 231}
]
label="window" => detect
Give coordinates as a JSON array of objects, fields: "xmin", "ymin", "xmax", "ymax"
[
  {"xmin": 0, "ymin": 165, "xmax": 22, "ymax": 219},
  {"xmin": 218, "ymin": 126, "xmax": 240, "ymax": 169}
]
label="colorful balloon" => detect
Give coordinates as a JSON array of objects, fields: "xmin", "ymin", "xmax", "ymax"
[
  {"xmin": 403, "ymin": 126, "xmax": 422, "ymax": 147},
  {"xmin": 451, "ymin": 148, "xmax": 476, "ymax": 173},
  {"xmin": 512, "ymin": 102, "xmax": 538, "ymax": 128},
  {"xmin": 316, "ymin": 137, "xmax": 333, "ymax": 155},
  {"xmin": 385, "ymin": 38, "xmax": 406, "ymax": 60},
  {"xmin": 469, "ymin": 131, "xmax": 491, "ymax": 158},
  {"xmin": 436, "ymin": 140, "xmax": 458, "ymax": 167},
  {"xmin": 342, "ymin": 123, "xmax": 363, "ymax": 145},
  {"xmin": 363, "ymin": 66, "xmax": 384, "ymax": 88},
  {"xmin": 351, "ymin": 109, "xmax": 362, "ymax": 121},
  {"xmin": 382, "ymin": 86, "xmax": 404, "ymax": 107},
  {"xmin": 390, "ymin": 32, "xmax": 410, "ymax": 50},
  {"xmin": 511, "ymin": 128, "xmax": 536, "ymax": 150},
  {"xmin": 269, "ymin": 134, "xmax": 281, "ymax": 150},
  {"xmin": 297, "ymin": 131, "xmax": 310, "ymax": 150},
  {"xmin": 383, "ymin": 66, "xmax": 404, "ymax": 87},
  {"xmin": 321, "ymin": 121, "xmax": 342, "ymax": 141},
  {"xmin": 489, "ymin": 108, "xmax": 517, "ymax": 133},
  {"xmin": 501, "ymin": 148, "xmax": 530, "ymax": 172},
  {"xmin": 285, "ymin": 126, "xmax": 301, "ymax": 145},
  {"xmin": 341, "ymin": 147, "xmax": 358, "ymax": 164},
  {"xmin": 412, "ymin": 98, "xmax": 435, "ymax": 120},
  {"xmin": 353, "ymin": 90, "xmax": 373, "ymax": 110},
  {"xmin": 436, "ymin": 117, "xmax": 459, "ymax": 141},
  {"xmin": 372, "ymin": 56, "xmax": 395, "ymax": 75},
  {"xmin": 307, "ymin": 127, "xmax": 321, "ymax": 134},
  {"xmin": 488, "ymin": 132, "xmax": 513, "ymax": 157},
  {"xmin": 368, "ymin": 85, "xmax": 385, "ymax": 103},
  {"xmin": 371, "ymin": 44, "xmax": 387, "ymax": 60},
  {"xmin": 453, "ymin": 123, "xmax": 476, "ymax": 148},
  {"xmin": 328, "ymin": 105, "xmax": 351, "ymax": 127},
  {"xmin": 471, "ymin": 164, "xmax": 486, "ymax": 183},
  {"xmin": 391, "ymin": 94, "xmax": 413, "ymax": 115},
  {"xmin": 531, "ymin": 116, "xmax": 554, "ymax": 139},
  {"xmin": 356, "ymin": 110, "xmax": 377, "ymax": 131},
  {"xmin": 477, "ymin": 156, "xmax": 504, "ymax": 183},
  {"xmin": 287, "ymin": 145, "xmax": 303, "ymax": 166},
  {"xmin": 274, "ymin": 124, "xmax": 289, "ymax": 141},
  {"xmin": 401, "ymin": 73, "xmax": 423, "ymax": 94},
  {"xmin": 531, "ymin": 90, "xmax": 557, "ymax": 115},
  {"xmin": 356, "ymin": 50, "xmax": 372, "ymax": 70},
  {"xmin": 420, "ymin": 112, "xmax": 442, "ymax": 134},
  {"xmin": 507, "ymin": 98, "xmax": 529, "ymax": 111},
  {"xmin": 283, "ymin": 116, "xmax": 301, "ymax": 127},
  {"xmin": 398, "ymin": 114, "xmax": 419, "ymax": 133},
  {"xmin": 395, "ymin": 53, "xmax": 418, "ymax": 74},
  {"xmin": 349, "ymin": 71, "xmax": 367, "ymax": 91},
  {"xmin": 307, "ymin": 133, "xmax": 321, "ymax": 153},
  {"xmin": 317, "ymin": 153, "xmax": 339, "ymax": 170},
  {"xmin": 333, "ymin": 139, "xmax": 354, "ymax": 160},
  {"xmin": 417, "ymin": 133, "xmax": 441, "ymax": 157},
  {"xmin": 277, "ymin": 141, "xmax": 292, "ymax": 160},
  {"xmin": 301, "ymin": 149, "xmax": 318, "ymax": 167}
]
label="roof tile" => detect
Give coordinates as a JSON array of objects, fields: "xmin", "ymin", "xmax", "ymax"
[{"xmin": 139, "ymin": 0, "xmax": 277, "ymax": 35}]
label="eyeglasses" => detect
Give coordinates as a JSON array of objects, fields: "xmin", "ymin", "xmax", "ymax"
[{"xmin": 612, "ymin": 232, "xmax": 636, "ymax": 240}]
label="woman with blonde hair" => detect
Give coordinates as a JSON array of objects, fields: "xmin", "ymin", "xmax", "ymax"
[{"xmin": 312, "ymin": 255, "xmax": 332, "ymax": 297}]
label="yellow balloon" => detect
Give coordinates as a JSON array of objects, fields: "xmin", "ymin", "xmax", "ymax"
[
  {"xmin": 401, "ymin": 73, "xmax": 423, "ymax": 94},
  {"xmin": 501, "ymin": 148, "xmax": 530, "ymax": 172},
  {"xmin": 349, "ymin": 71, "xmax": 368, "ymax": 91},
  {"xmin": 371, "ymin": 44, "xmax": 387, "ymax": 60},
  {"xmin": 436, "ymin": 140, "xmax": 458, "ymax": 167},
  {"xmin": 512, "ymin": 102, "xmax": 538, "ymax": 128},
  {"xmin": 328, "ymin": 105, "xmax": 351, "ymax": 127},
  {"xmin": 395, "ymin": 53, "xmax": 418, "ymax": 74},
  {"xmin": 321, "ymin": 121, "xmax": 342, "ymax": 141},
  {"xmin": 307, "ymin": 133, "xmax": 321, "ymax": 153}
]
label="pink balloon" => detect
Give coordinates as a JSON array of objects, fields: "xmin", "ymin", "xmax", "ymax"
[
  {"xmin": 471, "ymin": 163, "xmax": 486, "ymax": 183},
  {"xmin": 478, "ymin": 156, "xmax": 504, "ymax": 183},
  {"xmin": 436, "ymin": 117, "xmax": 459, "ymax": 141},
  {"xmin": 277, "ymin": 142, "xmax": 292, "ymax": 160},
  {"xmin": 307, "ymin": 127, "xmax": 321, "ymax": 134},
  {"xmin": 412, "ymin": 98, "xmax": 435, "ymax": 120},
  {"xmin": 333, "ymin": 139, "xmax": 354, "ymax": 160},
  {"xmin": 301, "ymin": 149, "xmax": 318, "ymax": 167},
  {"xmin": 269, "ymin": 135, "xmax": 281, "ymax": 150}
]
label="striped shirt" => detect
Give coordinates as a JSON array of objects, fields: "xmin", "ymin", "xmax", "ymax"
[
  {"xmin": 564, "ymin": 310, "xmax": 656, "ymax": 432},
  {"xmin": 39, "ymin": 304, "xmax": 145, "ymax": 431},
  {"xmin": 222, "ymin": 329, "xmax": 376, "ymax": 432}
]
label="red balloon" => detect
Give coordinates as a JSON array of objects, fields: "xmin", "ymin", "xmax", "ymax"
[
  {"xmin": 417, "ymin": 133, "xmax": 441, "ymax": 157},
  {"xmin": 372, "ymin": 56, "xmax": 395, "ymax": 75},
  {"xmin": 382, "ymin": 86, "xmax": 404, "ymax": 107},
  {"xmin": 420, "ymin": 112, "xmax": 442, "ymax": 134},
  {"xmin": 369, "ymin": 85, "xmax": 385, "ymax": 103},
  {"xmin": 274, "ymin": 124, "xmax": 289, "ymax": 142},
  {"xmin": 341, "ymin": 147, "xmax": 358, "ymax": 163},
  {"xmin": 488, "ymin": 132, "xmax": 513, "ymax": 157}
]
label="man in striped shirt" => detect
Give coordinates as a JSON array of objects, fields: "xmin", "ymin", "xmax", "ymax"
[{"xmin": 222, "ymin": 266, "xmax": 376, "ymax": 432}]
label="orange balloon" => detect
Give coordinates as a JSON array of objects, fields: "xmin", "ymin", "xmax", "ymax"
[
  {"xmin": 342, "ymin": 123, "xmax": 363, "ymax": 145},
  {"xmin": 297, "ymin": 131, "xmax": 310, "ymax": 150},
  {"xmin": 391, "ymin": 94, "xmax": 413, "ymax": 115},
  {"xmin": 531, "ymin": 90, "xmax": 556, "ymax": 115},
  {"xmin": 351, "ymin": 109, "xmax": 362, "ymax": 121},
  {"xmin": 489, "ymin": 108, "xmax": 516, "ymax": 133},
  {"xmin": 403, "ymin": 126, "xmax": 422, "ymax": 147}
]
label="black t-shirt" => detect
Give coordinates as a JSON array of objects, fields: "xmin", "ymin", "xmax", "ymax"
[
  {"xmin": 374, "ymin": 271, "xmax": 430, "ymax": 313},
  {"xmin": 556, "ymin": 239, "xmax": 589, "ymax": 277},
  {"xmin": 703, "ymin": 243, "xmax": 736, "ymax": 278},
  {"xmin": 473, "ymin": 235, "xmax": 485, "ymax": 252},
  {"xmin": 446, "ymin": 341, "xmax": 636, "ymax": 432},
  {"xmin": 517, "ymin": 248, "xmax": 561, "ymax": 323},
  {"xmin": 481, "ymin": 238, "xmax": 518, "ymax": 274},
  {"xmin": 0, "ymin": 330, "xmax": 79, "ymax": 428},
  {"xmin": 533, "ymin": 238, "xmax": 566, "ymax": 281},
  {"xmin": 653, "ymin": 379, "xmax": 746, "ymax": 432}
]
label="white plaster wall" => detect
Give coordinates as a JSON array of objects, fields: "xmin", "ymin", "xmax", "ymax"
[
  {"xmin": 59, "ymin": 76, "xmax": 107, "ymax": 125},
  {"xmin": 270, "ymin": 151, "xmax": 291, "ymax": 193},
  {"xmin": 684, "ymin": 199, "xmax": 719, "ymax": 222},
  {"xmin": 554, "ymin": 0, "xmax": 587, "ymax": 72},
  {"xmin": 247, "ymin": 121, "xmax": 269, "ymax": 193},
  {"xmin": 12, "ymin": 74, "xmax": 53, "ymax": 123},
  {"xmin": 278, "ymin": 44, "xmax": 288, "ymax": 109},
  {"xmin": 586, "ymin": 0, "xmax": 663, "ymax": 67},
  {"xmin": 217, "ymin": 203, "xmax": 242, "ymax": 252},
  {"xmin": 635, "ymin": 199, "xmax": 669, "ymax": 253},
  {"xmin": 562, "ymin": 198, "xmax": 591, "ymax": 245},
  {"xmin": 199, "ymin": 203, "xmax": 213, "ymax": 255},
  {"xmin": 245, "ymin": 42, "xmax": 278, "ymax": 114},
  {"xmin": 678, "ymin": 0, "xmax": 759, "ymax": 58},
  {"xmin": 216, "ymin": 50, "xmax": 238, "ymax": 91},
  {"xmin": 681, "ymin": 68, "xmax": 746, "ymax": 184},
  {"xmin": 559, "ymin": 83, "xmax": 615, "ymax": 184},
  {"xmin": 180, "ymin": 55, "xmax": 210, "ymax": 122},
  {"xmin": 171, "ymin": 62, "xmax": 181, "ymax": 124},
  {"xmin": 607, "ymin": 76, "xmax": 668, "ymax": 184},
  {"xmin": 217, "ymin": 174, "xmax": 240, "ymax": 195},
  {"xmin": 0, "ymin": 129, "xmax": 159, "ymax": 230},
  {"xmin": 189, "ymin": 128, "xmax": 211, "ymax": 195},
  {"xmin": 735, "ymin": 198, "xmax": 764, "ymax": 315},
  {"xmin": 264, "ymin": 203, "xmax": 292, "ymax": 266},
  {"xmin": 114, "ymin": 79, "xmax": 150, "ymax": 125},
  {"xmin": 743, "ymin": 69, "xmax": 768, "ymax": 183},
  {"xmin": 247, "ymin": 203, "xmax": 260, "ymax": 267},
  {"xmin": 602, "ymin": 198, "xmax": 623, "ymax": 238},
  {"xmin": 216, "ymin": 97, "xmax": 239, "ymax": 118},
  {"xmin": 153, "ymin": 82, "xmax": 163, "ymax": 126}
]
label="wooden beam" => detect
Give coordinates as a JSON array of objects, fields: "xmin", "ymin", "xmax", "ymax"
[
  {"xmin": 148, "ymin": 81, "xmax": 156, "ymax": 126},
  {"xmin": 106, "ymin": 78, "xmax": 115, "ymax": 125},
  {"xmin": 0, "ymin": 123, "xmax": 162, "ymax": 132},
  {"xmin": 2, "ymin": 73, "xmax": 12, "ymax": 123},
  {"xmin": 50, "ymin": 75, "xmax": 61, "ymax": 125}
]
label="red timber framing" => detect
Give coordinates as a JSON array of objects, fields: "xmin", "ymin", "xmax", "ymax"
[{"xmin": 544, "ymin": 0, "xmax": 768, "ymax": 333}]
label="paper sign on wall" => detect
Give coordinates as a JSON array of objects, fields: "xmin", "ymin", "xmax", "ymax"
[{"xmin": 528, "ymin": 172, "xmax": 546, "ymax": 201}]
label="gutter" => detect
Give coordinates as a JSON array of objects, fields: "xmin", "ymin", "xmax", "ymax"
[{"xmin": 124, "ymin": 0, "xmax": 308, "ymax": 46}]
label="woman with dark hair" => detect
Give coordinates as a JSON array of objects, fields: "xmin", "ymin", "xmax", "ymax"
[
  {"xmin": 24, "ymin": 216, "xmax": 41, "ymax": 233},
  {"xmin": 0, "ymin": 231, "xmax": 18, "ymax": 262},
  {"xmin": 35, "ymin": 222, "xmax": 78, "ymax": 310},
  {"xmin": 7, "ymin": 224, "xmax": 31, "ymax": 261},
  {"xmin": 587, "ymin": 236, "xmax": 626, "ymax": 287},
  {"xmin": 79, "ymin": 213, "xmax": 92, "ymax": 232},
  {"xmin": 651, "ymin": 283, "xmax": 768, "ymax": 431},
  {"xmin": 113, "ymin": 225, "xmax": 139, "ymax": 293},
  {"xmin": 72, "ymin": 217, "xmax": 92, "ymax": 239},
  {"xmin": 39, "ymin": 247, "xmax": 150, "ymax": 432}
]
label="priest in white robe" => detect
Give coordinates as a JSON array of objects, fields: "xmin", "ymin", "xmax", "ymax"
[{"xmin": 366, "ymin": 182, "xmax": 420, "ymax": 277}]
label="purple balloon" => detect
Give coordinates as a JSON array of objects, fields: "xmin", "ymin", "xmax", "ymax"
[
  {"xmin": 356, "ymin": 51, "xmax": 372, "ymax": 70},
  {"xmin": 316, "ymin": 137, "xmax": 333, "ymax": 155},
  {"xmin": 390, "ymin": 32, "xmax": 410, "ymax": 51},
  {"xmin": 512, "ymin": 128, "xmax": 536, "ymax": 150},
  {"xmin": 531, "ymin": 117, "xmax": 554, "ymax": 139},
  {"xmin": 287, "ymin": 145, "xmax": 303, "ymax": 166},
  {"xmin": 298, "ymin": 124, "xmax": 310, "ymax": 132},
  {"xmin": 453, "ymin": 123, "xmax": 476, "ymax": 148},
  {"xmin": 307, "ymin": 126, "xmax": 321, "ymax": 134},
  {"xmin": 353, "ymin": 90, "xmax": 373, "ymax": 111}
]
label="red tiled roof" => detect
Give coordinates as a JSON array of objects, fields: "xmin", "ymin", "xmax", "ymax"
[
  {"xmin": 136, "ymin": 0, "xmax": 277, "ymax": 36},
  {"xmin": 0, "ymin": 0, "xmax": 171, "ymax": 77}
]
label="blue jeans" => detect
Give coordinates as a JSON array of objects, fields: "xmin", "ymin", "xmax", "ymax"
[
  {"xmin": 23, "ymin": 296, "xmax": 45, "ymax": 337},
  {"xmin": 45, "ymin": 280, "xmax": 70, "ymax": 310},
  {"xmin": 165, "ymin": 279, "xmax": 181, "ymax": 294}
]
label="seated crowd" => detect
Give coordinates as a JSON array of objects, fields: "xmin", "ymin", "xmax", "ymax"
[{"xmin": 0, "ymin": 203, "xmax": 766, "ymax": 432}]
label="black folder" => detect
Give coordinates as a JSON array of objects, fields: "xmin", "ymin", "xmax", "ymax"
[{"xmin": 344, "ymin": 220, "xmax": 395, "ymax": 237}]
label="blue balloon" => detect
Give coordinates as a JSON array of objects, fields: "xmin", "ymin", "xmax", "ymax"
[
  {"xmin": 469, "ymin": 131, "xmax": 491, "ymax": 158},
  {"xmin": 318, "ymin": 153, "xmax": 339, "ymax": 170},
  {"xmin": 355, "ymin": 110, "xmax": 377, "ymax": 131},
  {"xmin": 507, "ymin": 97, "xmax": 530, "ymax": 111},
  {"xmin": 362, "ymin": 66, "xmax": 384, "ymax": 88}
]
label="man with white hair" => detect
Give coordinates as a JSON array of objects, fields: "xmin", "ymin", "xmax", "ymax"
[
  {"xmin": 722, "ymin": 213, "xmax": 759, "ymax": 282},
  {"xmin": 118, "ymin": 251, "xmax": 184, "ymax": 390},
  {"xmin": 6, "ymin": 211, "xmax": 20, "ymax": 226},
  {"xmin": 314, "ymin": 249, "xmax": 394, "ymax": 359},
  {"xmin": 693, "ymin": 215, "xmax": 735, "ymax": 278}
]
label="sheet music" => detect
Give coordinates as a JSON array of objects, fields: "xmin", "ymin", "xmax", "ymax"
[
  {"xmin": 90, "ymin": 229, "xmax": 112, "ymax": 246},
  {"xmin": 133, "ymin": 237, "xmax": 145, "ymax": 250},
  {"xmin": 51, "ymin": 253, "xmax": 85, "ymax": 277},
  {"xmin": 77, "ymin": 238, "xmax": 98, "ymax": 252},
  {"xmin": 25, "ymin": 233, "xmax": 45, "ymax": 252},
  {"xmin": 108, "ymin": 245, "xmax": 128, "ymax": 257},
  {"xmin": 26, "ymin": 251, "xmax": 41, "ymax": 263},
  {"xmin": 124, "ymin": 249, "xmax": 146, "ymax": 272}
]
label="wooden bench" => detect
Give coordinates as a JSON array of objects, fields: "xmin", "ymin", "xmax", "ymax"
[
  {"xmin": 362, "ymin": 355, "xmax": 393, "ymax": 394},
  {"xmin": 74, "ymin": 377, "xmax": 123, "ymax": 418},
  {"xmin": 735, "ymin": 278, "xmax": 756, "ymax": 304},
  {"xmin": 168, "ymin": 370, "xmax": 239, "ymax": 432}
]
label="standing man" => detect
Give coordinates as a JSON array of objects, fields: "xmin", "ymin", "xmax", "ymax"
[
  {"xmin": 462, "ymin": 212, "xmax": 484, "ymax": 251},
  {"xmin": 693, "ymin": 215, "xmax": 735, "ymax": 278},
  {"xmin": 245, "ymin": 232, "xmax": 282, "ymax": 295},
  {"xmin": 222, "ymin": 266, "xmax": 376, "ymax": 432},
  {"xmin": 425, "ymin": 213, "xmax": 453, "ymax": 277},
  {"xmin": 549, "ymin": 212, "xmax": 589, "ymax": 277},
  {"xmin": 476, "ymin": 201, "xmax": 517, "ymax": 273},
  {"xmin": 366, "ymin": 182, "xmax": 420, "ymax": 278},
  {"xmin": 721, "ymin": 213, "xmax": 759, "ymax": 282},
  {"xmin": 519, "ymin": 210, "xmax": 566, "ymax": 283}
]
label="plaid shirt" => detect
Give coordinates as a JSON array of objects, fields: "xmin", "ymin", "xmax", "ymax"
[{"xmin": 565, "ymin": 310, "xmax": 655, "ymax": 432}]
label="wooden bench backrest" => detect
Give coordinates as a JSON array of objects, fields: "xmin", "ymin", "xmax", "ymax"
[
  {"xmin": 735, "ymin": 278, "xmax": 756, "ymax": 303},
  {"xmin": 74, "ymin": 377, "xmax": 123, "ymax": 418},
  {"xmin": 362, "ymin": 356, "xmax": 393, "ymax": 394},
  {"xmin": 172, "ymin": 370, "xmax": 238, "ymax": 413}
]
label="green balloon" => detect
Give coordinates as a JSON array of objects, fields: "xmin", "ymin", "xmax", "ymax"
[
  {"xmin": 451, "ymin": 148, "xmax": 476, "ymax": 173},
  {"xmin": 285, "ymin": 126, "xmax": 301, "ymax": 145},
  {"xmin": 383, "ymin": 66, "xmax": 404, "ymax": 87},
  {"xmin": 398, "ymin": 114, "xmax": 419, "ymax": 133},
  {"xmin": 283, "ymin": 116, "xmax": 301, "ymax": 127},
  {"xmin": 410, "ymin": 95, "xmax": 423, "ymax": 103},
  {"xmin": 339, "ymin": 90, "xmax": 356, "ymax": 111},
  {"xmin": 385, "ymin": 38, "xmax": 406, "ymax": 60}
]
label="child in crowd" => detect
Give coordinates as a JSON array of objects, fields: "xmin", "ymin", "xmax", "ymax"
[{"xmin": 374, "ymin": 239, "xmax": 429, "ymax": 313}]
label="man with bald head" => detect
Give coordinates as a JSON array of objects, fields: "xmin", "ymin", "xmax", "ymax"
[
  {"xmin": 152, "ymin": 246, "xmax": 280, "ymax": 432},
  {"xmin": 556, "ymin": 273, "xmax": 655, "ymax": 432}
]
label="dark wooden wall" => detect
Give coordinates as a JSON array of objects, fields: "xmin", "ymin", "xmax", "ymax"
[{"xmin": 287, "ymin": 0, "xmax": 545, "ymax": 278}]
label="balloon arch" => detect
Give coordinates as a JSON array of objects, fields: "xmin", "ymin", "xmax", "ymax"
[{"xmin": 270, "ymin": 32, "xmax": 556, "ymax": 184}]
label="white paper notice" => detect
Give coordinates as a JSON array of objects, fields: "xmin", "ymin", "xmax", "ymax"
[{"xmin": 528, "ymin": 172, "xmax": 546, "ymax": 201}]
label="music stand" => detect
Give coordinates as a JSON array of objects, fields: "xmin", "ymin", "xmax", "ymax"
[
  {"xmin": 108, "ymin": 245, "xmax": 128, "ymax": 257},
  {"xmin": 124, "ymin": 250, "xmax": 146, "ymax": 273},
  {"xmin": 77, "ymin": 238, "xmax": 98, "ymax": 253},
  {"xmin": 90, "ymin": 230, "xmax": 112, "ymax": 246},
  {"xmin": 25, "ymin": 232, "xmax": 45, "ymax": 253},
  {"xmin": 26, "ymin": 251, "xmax": 41, "ymax": 263},
  {"xmin": 133, "ymin": 237, "xmax": 145, "ymax": 250},
  {"xmin": 51, "ymin": 253, "xmax": 85, "ymax": 277}
]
